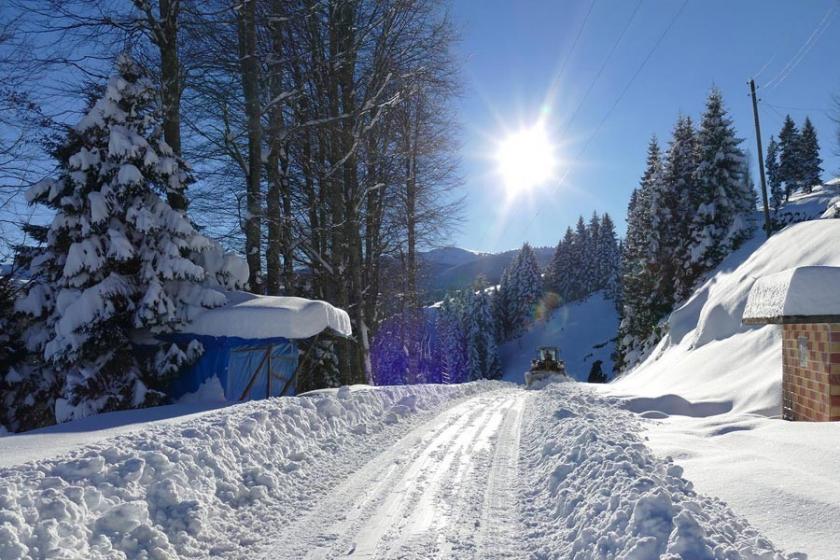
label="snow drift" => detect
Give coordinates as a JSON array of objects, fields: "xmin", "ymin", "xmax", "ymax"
[
  {"xmin": 520, "ymin": 384, "xmax": 798, "ymax": 559},
  {"xmin": 0, "ymin": 382, "xmax": 500, "ymax": 559}
]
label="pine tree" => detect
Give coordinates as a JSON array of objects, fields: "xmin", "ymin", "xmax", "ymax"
[
  {"xmin": 495, "ymin": 243, "xmax": 542, "ymax": 341},
  {"xmin": 16, "ymin": 56, "xmax": 244, "ymax": 425},
  {"xmin": 438, "ymin": 293, "xmax": 468, "ymax": 383},
  {"xmin": 585, "ymin": 211, "xmax": 601, "ymax": 293},
  {"xmin": 598, "ymin": 213, "xmax": 621, "ymax": 302},
  {"xmin": 798, "ymin": 117, "xmax": 822, "ymax": 194},
  {"xmin": 654, "ymin": 115, "xmax": 697, "ymax": 308},
  {"xmin": 680, "ymin": 89, "xmax": 750, "ymax": 300},
  {"xmin": 548, "ymin": 227, "xmax": 575, "ymax": 302},
  {"xmin": 465, "ymin": 277, "xmax": 501, "ymax": 380},
  {"xmin": 778, "ymin": 115, "xmax": 801, "ymax": 200},
  {"xmin": 616, "ymin": 136, "xmax": 663, "ymax": 371},
  {"xmin": 569, "ymin": 217, "xmax": 589, "ymax": 300},
  {"xmin": 766, "ymin": 136, "xmax": 784, "ymax": 213}
]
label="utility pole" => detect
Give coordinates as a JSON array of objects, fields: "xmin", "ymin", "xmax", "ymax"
[{"xmin": 749, "ymin": 79, "xmax": 772, "ymax": 239}]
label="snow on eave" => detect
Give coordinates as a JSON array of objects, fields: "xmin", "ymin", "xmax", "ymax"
[
  {"xmin": 742, "ymin": 266, "xmax": 840, "ymax": 324},
  {"xmin": 179, "ymin": 291, "xmax": 352, "ymax": 340}
]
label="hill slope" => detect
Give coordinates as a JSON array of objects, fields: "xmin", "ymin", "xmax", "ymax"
[
  {"xmin": 613, "ymin": 188, "xmax": 840, "ymax": 415},
  {"xmin": 500, "ymin": 291, "xmax": 618, "ymax": 383},
  {"xmin": 606, "ymin": 185, "xmax": 840, "ymax": 558}
]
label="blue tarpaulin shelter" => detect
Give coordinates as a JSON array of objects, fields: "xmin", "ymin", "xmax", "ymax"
[{"xmin": 161, "ymin": 291, "xmax": 352, "ymax": 402}]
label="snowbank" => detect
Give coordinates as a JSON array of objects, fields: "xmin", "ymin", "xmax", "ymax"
[
  {"xmin": 520, "ymin": 384, "xmax": 799, "ymax": 559},
  {"xmin": 182, "ymin": 291, "xmax": 352, "ymax": 339},
  {"xmin": 0, "ymin": 382, "xmax": 501, "ymax": 559},
  {"xmin": 501, "ymin": 291, "xmax": 618, "ymax": 383},
  {"xmin": 743, "ymin": 265, "xmax": 840, "ymax": 323}
]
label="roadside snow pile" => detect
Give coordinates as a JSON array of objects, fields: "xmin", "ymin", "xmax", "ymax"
[
  {"xmin": 501, "ymin": 291, "xmax": 618, "ymax": 382},
  {"xmin": 0, "ymin": 381, "xmax": 502, "ymax": 559},
  {"xmin": 520, "ymin": 384, "xmax": 801, "ymax": 559}
]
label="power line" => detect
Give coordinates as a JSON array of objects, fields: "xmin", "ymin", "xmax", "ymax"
[
  {"xmin": 762, "ymin": 100, "xmax": 830, "ymax": 117},
  {"xmin": 764, "ymin": 3, "xmax": 837, "ymax": 90},
  {"xmin": 514, "ymin": 0, "xmax": 689, "ymax": 242},
  {"xmin": 477, "ymin": 0, "xmax": 597, "ymax": 249},
  {"xmin": 549, "ymin": 0, "xmax": 598, "ymax": 96},
  {"xmin": 562, "ymin": 0, "xmax": 644, "ymax": 130}
]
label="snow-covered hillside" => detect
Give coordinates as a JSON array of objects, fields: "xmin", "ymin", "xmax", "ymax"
[
  {"xmin": 606, "ymin": 185, "xmax": 840, "ymax": 558},
  {"xmin": 500, "ymin": 291, "xmax": 618, "ymax": 383},
  {"xmin": 613, "ymin": 187, "xmax": 840, "ymax": 415}
]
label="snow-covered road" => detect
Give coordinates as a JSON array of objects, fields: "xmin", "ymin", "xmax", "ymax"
[
  {"xmin": 271, "ymin": 388, "xmax": 526, "ymax": 559},
  {"xmin": 1, "ymin": 381, "xmax": 802, "ymax": 559}
]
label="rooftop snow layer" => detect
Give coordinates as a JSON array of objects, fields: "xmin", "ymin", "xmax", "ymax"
[
  {"xmin": 742, "ymin": 266, "xmax": 840, "ymax": 323},
  {"xmin": 182, "ymin": 291, "xmax": 352, "ymax": 339}
]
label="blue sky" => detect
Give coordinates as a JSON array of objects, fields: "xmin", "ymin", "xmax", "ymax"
[{"xmin": 450, "ymin": 0, "xmax": 840, "ymax": 253}]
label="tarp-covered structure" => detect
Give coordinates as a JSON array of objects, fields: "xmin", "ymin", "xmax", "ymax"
[{"xmin": 162, "ymin": 291, "xmax": 352, "ymax": 401}]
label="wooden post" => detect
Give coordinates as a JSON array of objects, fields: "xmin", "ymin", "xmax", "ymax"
[
  {"xmin": 749, "ymin": 79, "xmax": 772, "ymax": 239},
  {"xmin": 266, "ymin": 345, "xmax": 272, "ymax": 398}
]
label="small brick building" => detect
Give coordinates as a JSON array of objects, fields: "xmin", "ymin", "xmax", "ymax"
[{"xmin": 743, "ymin": 266, "xmax": 840, "ymax": 421}]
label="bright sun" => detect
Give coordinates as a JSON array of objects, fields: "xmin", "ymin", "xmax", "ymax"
[{"xmin": 496, "ymin": 122, "xmax": 556, "ymax": 195}]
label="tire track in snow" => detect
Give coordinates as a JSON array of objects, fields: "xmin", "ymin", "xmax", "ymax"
[
  {"xmin": 474, "ymin": 390, "xmax": 526, "ymax": 558},
  {"xmin": 265, "ymin": 388, "xmax": 527, "ymax": 559}
]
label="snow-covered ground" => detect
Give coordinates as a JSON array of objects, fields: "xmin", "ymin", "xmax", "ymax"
[
  {"xmin": 0, "ymin": 381, "xmax": 801, "ymax": 559},
  {"xmin": 0, "ymin": 382, "xmax": 501, "ymax": 558},
  {"xmin": 605, "ymin": 186, "xmax": 840, "ymax": 558},
  {"xmin": 500, "ymin": 291, "xmax": 618, "ymax": 383}
]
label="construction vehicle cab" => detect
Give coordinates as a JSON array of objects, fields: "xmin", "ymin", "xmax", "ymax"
[{"xmin": 525, "ymin": 346, "xmax": 570, "ymax": 387}]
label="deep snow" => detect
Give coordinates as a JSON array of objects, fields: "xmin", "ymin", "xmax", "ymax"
[
  {"xmin": 606, "ymin": 185, "xmax": 840, "ymax": 558},
  {"xmin": 0, "ymin": 382, "xmax": 800, "ymax": 559},
  {"xmin": 0, "ymin": 382, "xmax": 501, "ymax": 558}
]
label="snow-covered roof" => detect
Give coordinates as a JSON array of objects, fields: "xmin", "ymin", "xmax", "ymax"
[
  {"xmin": 742, "ymin": 266, "xmax": 840, "ymax": 324},
  {"xmin": 181, "ymin": 291, "xmax": 352, "ymax": 339}
]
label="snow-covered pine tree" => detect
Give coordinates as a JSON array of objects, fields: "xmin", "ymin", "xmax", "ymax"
[
  {"xmin": 511, "ymin": 242, "xmax": 542, "ymax": 336},
  {"xmin": 493, "ymin": 267, "xmax": 513, "ymax": 341},
  {"xmin": 766, "ymin": 136, "xmax": 784, "ymax": 213},
  {"xmin": 568, "ymin": 217, "xmax": 589, "ymax": 301},
  {"xmin": 464, "ymin": 278, "xmax": 501, "ymax": 380},
  {"xmin": 547, "ymin": 227, "xmax": 574, "ymax": 302},
  {"xmin": 585, "ymin": 212, "xmax": 601, "ymax": 294},
  {"xmin": 654, "ymin": 115, "xmax": 697, "ymax": 308},
  {"xmin": 778, "ymin": 115, "xmax": 801, "ymax": 200},
  {"xmin": 438, "ymin": 292, "xmax": 469, "ymax": 383},
  {"xmin": 798, "ymin": 117, "xmax": 822, "ymax": 194},
  {"xmin": 598, "ymin": 213, "xmax": 621, "ymax": 303},
  {"xmin": 616, "ymin": 136, "xmax": 663, "ymax": 372},
  {"xmin": 680, "ymin": 89, "xmax": 748, "ymax": 300},
  {"xmin": 0, "ymin": 271, "xmax": 35, "ymax": 432},
  {"xmin": 16, "ymin": 56, "xmax": 241, "ymax": 424}
]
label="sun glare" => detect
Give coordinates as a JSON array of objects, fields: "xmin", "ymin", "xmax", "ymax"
[{"xmin": 496, "ymin": 122, "xmax": 556, "ymax": 195}]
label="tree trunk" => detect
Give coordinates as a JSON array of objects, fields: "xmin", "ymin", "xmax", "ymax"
[
  {"xmin": 237, "ymin": 0, "xmax": 262, "ymax": 291},
  {"xmin": 147, "ymin": 0, "xmax": 188, "ymax": 211}
]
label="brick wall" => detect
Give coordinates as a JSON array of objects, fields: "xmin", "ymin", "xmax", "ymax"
[{"xmin": 781, "ymin": 323, "xmax": 840, "ymax": 421}]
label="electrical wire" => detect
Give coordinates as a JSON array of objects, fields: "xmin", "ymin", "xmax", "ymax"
[
  {"xmin": 514, "ymin": 0, "xmax": 689, "ymax": 242},
  {"xmin": 764, "ymin": 3, "xmax": 837, "ymax": 90},
  {"xmin": 562, "ymin": 0, "xmax": 644, "ymax": 130}
]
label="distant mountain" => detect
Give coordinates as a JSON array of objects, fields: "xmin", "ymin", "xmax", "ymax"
[
  {"xmin": 419, "ymin": 246, "xmax": 484, "ymax": 268},
  {"xmin": 419, "ymin": 246, "xmax": 554, "ymax": 301}
]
